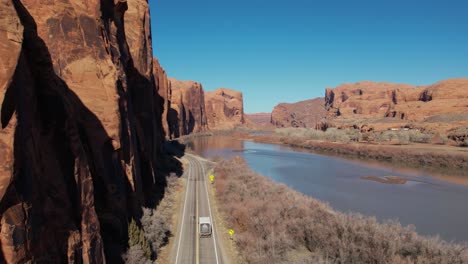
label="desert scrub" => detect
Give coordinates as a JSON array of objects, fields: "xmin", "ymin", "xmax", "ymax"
[
  {"xmin": 275, "ymin": 127, "xmax": 361, "ymax": 143},
  {"xmin": 123, "ymin": 174, "xmax": 180, "ymax": 263},
  {"xmin": 214, "ymin": 157, "xmax": 468, "ymax": 264},
  {"xmin": 448, "ymin": 127, "xmax": 468, "ymax": 147},
  {"xmin": 275, "ymin": 127, "xmax": 435, "ymax": 145}
]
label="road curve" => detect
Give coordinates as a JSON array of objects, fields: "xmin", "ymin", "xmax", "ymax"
[{"xmin": 172, "ymin": 154, "xmax": 226, "ymax": 264}]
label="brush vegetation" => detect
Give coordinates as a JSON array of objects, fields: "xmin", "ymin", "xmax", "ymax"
[
  {"xmin": 124, "ymin": 174, "xmax": 180, "ymax": 263},
  {"xmin": 214, "ymin": 157, "xmax": 468, "ymax": 263},
  {"xmin": 270, "ymin": 128, "xmax": 467, "ymax": 172},
  {"xmin": 275, "ymin": 127, "xmax": 434, "ymax": 145}
]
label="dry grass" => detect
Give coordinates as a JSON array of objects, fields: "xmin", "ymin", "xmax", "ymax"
[
  {"xmin": 214, "ymin": 157, "xmax": 468, "ymax": 264},
  {"xmin": 425, "ymin": 114, "xmax": 468, "ymax": 123}
]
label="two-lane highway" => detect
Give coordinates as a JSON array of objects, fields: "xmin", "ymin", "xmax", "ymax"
[{"xmin": 172, "ymin": 154, "xmax": 225, "ymax": 264}]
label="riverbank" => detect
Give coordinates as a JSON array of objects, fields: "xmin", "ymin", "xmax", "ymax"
[
  {"xmin": 212, "ymin": 157, "xmax": 468, "ymax": 263},
  {"xmin": 236, "ymin": 132, "xmax": 468, "ymax": 177}
]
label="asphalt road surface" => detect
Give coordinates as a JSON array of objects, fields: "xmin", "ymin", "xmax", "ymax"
[{"xmin": 172, "ymin": 154, "xmax": 226, "ymax": 264}]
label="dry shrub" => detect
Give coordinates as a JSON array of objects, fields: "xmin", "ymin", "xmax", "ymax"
[
  {"xmin": 122, "ymin": 245, "xmax": 152, "ymax": 264},
  {"xmin": 275, "ymin": 127, "xmax": 361, "ymax": 143},
  {"xmin": 448, "ymin": 127, "xmax": 468, "ymax": 147},
  {"xmin": 276, "ymin": 127, "xmax": 435, "ymax": 145},
  {"xmin": 214, "ymin": 157, "xmax": 468, "ymax": 264},
  {"xmin": 124, "ymin": 174, "xmax": 180, "ymax": 262},
  {"xmin": 374, "ymin": 130, "xmax": 432, "ymax": 145}
]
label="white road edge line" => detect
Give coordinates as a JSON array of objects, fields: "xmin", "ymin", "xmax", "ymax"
[
  {"xmin": 199, "ymin": 156, "xmax": 220, "ymax": 264},
  {"xmin": 175, "ymin": 157, "xmax": 192, "ymax": 264}
]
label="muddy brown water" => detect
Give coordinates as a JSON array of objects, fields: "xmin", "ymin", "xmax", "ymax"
[{"xmin": 187, "ymin": 135, "xmax": 468, "ymax": 243}]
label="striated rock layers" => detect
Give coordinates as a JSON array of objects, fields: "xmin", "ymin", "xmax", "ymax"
[
  {"xmin": 324, "ymin": 79, "xmax": 468, "ymax": 120},
  {"xmin": 271, "ymin": 98, "xmax": 326, "ymax": 128},
  {"xmin": 166, "ymin": 78, "xmax": 208, "ymax": 138},
  {"xmin": 205, "ymin": 88, "xmax": 245, "ymax": 130},
  {"xmin": 0, "ymin": 0, "xmax": 170, "ymax": 263}
]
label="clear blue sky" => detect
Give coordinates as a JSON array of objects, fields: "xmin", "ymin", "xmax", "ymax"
[{"xmin": 149, "ymin": 0, "xmax": 468, "ymax": 113}]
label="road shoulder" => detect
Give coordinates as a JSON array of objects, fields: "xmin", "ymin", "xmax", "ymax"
[{"xmin": 156, "ymin": 159, "xmax": 188, "ymax": 264}]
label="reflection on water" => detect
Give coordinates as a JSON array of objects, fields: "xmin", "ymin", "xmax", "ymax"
[{"xmin": 189, "ymin": 135, "xmax": 468, "ymax": 243}]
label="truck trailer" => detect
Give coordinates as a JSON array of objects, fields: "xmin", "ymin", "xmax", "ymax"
[{"xmin": 199, "ymin": 217, "xmax": 212, "ymax": 237}]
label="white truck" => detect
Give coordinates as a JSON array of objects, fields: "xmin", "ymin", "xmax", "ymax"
[{"xmin": 199, "ymin": 217, "xmax": 212, "ymax": 238}]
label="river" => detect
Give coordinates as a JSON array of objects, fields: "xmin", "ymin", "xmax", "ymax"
[{"xmin": 187, "ymin": 135, "xmax": 468, "ymax": 243}]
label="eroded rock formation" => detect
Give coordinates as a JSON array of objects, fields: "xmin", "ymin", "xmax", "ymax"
[
  {"xmin": 205, "ymin": 88, "xmax": 245, "ymax": 130},
  {"xmin": 323, "ymin": 79, "xmax": 468, "ymax": 131},
  {"xmin": 0, "ymin": 0, "xmax": 170, "ymax": 263},
  {"xmin": 271, "ymin": 98, "xmax": 326, "ymax": 128},
  {"xmin": 167, "ymin": 78, "xmax": 208, "ymax": 138},
  {"xmin": 324, "ymin": 79, "xmax": 468, "ymax": 121}
]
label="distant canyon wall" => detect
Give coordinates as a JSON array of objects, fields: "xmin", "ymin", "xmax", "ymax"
[
  {"xmin": 245, "ymin": 113, "xmax": 272, "ymax": 125},
  {"xmin": 154, "ymin": 71, "xmax": 246, "ymax": 137},
  {"xmin": 271, "ymin": 79, "xmax": 468, "ymax": 132},
  {"xmin": 0, "ymin": 0, "xmax": 169, "ymax": 263},
  {"xmin": 205, "ymin": 88, "xmax": 245, "ymax": 130},
  {"xmin": 323, "ymin": 79, "xmax": 468, "ymax": 131},
  {"xmin": 271, "ymin": 98, "xmax": 326, "ymax": 128},
  {"xmin": 324, "ymin": 79, "xmax": 468, "ymax": 121},
  {"xmin": 166, "ymin": 78, "xmax": 208, "ymax": 138}
]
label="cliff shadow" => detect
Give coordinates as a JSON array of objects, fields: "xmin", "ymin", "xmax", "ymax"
[
  {"xmin": 0, "ymin": 1, "xmax": 145, "ymax": 262},
  {"xmin": 168, "ymin": 107, "xmax": 180, "ymax": 138},
  {"xmin": 188, "ymin": 111, "xmax": 195, "ymax": 134}
]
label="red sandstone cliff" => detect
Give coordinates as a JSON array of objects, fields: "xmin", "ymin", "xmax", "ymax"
[
  {"xmin": 205, "ymin": 88, "xmax": 245, "ymax": 130},
  {"xmin": 271, "ymin": 98, "xmax": 326, "ymax": 128},
  {"xmin": 167, "ymin": 78, "xmax": 208, "ymax": 138},
  {"xmin": 153, "ymin": 58, "xmax": 171, "ymax": 137},
  {"xmin": 0, "ymin": 0, "xmax": 170, "ymax": 263},
  {"xmin": 323, "ymin": 79, "xmax": 468, "ymax": 131}
]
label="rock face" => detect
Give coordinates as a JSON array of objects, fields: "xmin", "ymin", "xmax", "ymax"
[
  {"xmin": 0, "ymin": 0, "xmax": 168, "ymax": 263},
  {"xmin": 153, "ymin": 58, "xmax": 171, "ymax": 137},
  {"xmin": 324, "ymin": 79, "xmax": 468, "ymax": 120},
  {"xmin": 167, "ymin": 78, "xmax": 208, "ymax": 138},
  {"xmin": 323, "ymin": 79, "xmax": 468, "ymax": 131},
  {"xmin": 271, "ymin": 98, "xmax": 326, "ymax": 128},
  {"xmin": 205, "ymin": 88, "xmax": 245, "ymax": 130}
]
